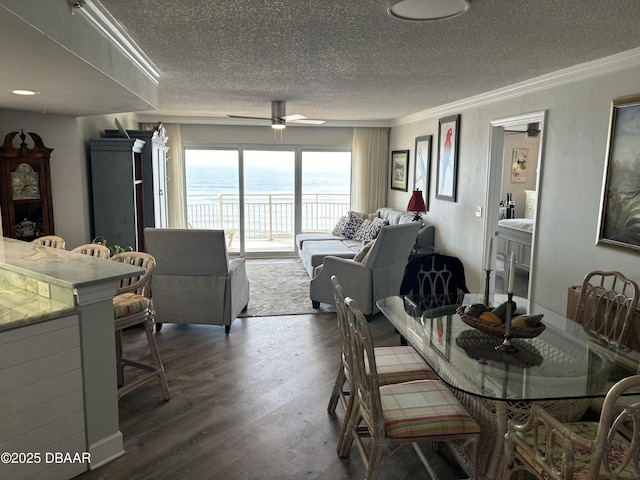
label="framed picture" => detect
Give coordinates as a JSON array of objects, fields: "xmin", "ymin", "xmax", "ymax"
[
  {"xmin": 436, "ymin": 114, "xmax": 460, "ymax": 201},
  {"xmin": 597, "ymin": 94, "xmax": 640, "ymax": 251},
  {"xmin": 511, "ymin": 148, "xmax": 528, "ymax": 183},
  {"xmin": 390, "ymin": 150, "xmax": 409, "ymax": 191},
  {"xmin": 414, "ymin": 135, "xmax": 432, "ymax": 211},
  {"xmin": 429, "ymin": 314, "xmax": 451, "ymax": 361}
]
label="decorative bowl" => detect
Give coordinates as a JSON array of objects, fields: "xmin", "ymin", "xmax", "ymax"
[{"xmin": 456, "ymin": 306, "xmax": 545, "ymax": 339}]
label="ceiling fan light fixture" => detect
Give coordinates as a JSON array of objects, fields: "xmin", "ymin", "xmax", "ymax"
[
  {"xmin": 271, "ymin": 119, "xmax": 286, "ymax": 130},
  {"xmin": 387, "ymin": 0, "xmax": 470, "ymax": 21}
]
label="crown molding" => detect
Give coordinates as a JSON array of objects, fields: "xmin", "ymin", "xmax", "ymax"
[
  {"xmin": 78, "ymin": 0, "xmax": 160, "ymax": 84},
  {"xmin": 392, "ymin": 47, "xmax": 640, "ymax": 126}
]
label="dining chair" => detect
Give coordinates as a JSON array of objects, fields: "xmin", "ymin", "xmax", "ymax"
[
  {"xmin": 338, "ymin": 295, "xmax": 480, "ymax": 480},
  {"xmin": 400, "ymin": 253, "xmax": 469, "ymax": 314},
  {"xmin": 31, "ymin": 235, "xmax": 65, "ymax": 249},
  {"xmin": 328, "ymin": 275, "xmax": 439, "ymax": 453},
  {"xmin": 111, "ymin": 251, "xmax": 170, "ymax": 401},
  {"xmin": 71, "ymin": 243, "xmax": 111, "ymax": 259},
  {"xmin": 504, "ymin": 374, "xmax": 640, "ymax": 480},
  {"xmin": 574, "ymin": 270, "xmax": 639, "ymax": 346}
]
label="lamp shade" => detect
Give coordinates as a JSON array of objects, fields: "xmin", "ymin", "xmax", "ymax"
[{"xmin": 407, "ymin": 190, "xmax": 426, "ymax": 213}]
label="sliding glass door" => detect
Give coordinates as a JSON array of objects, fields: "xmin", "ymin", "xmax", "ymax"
[{"xmin": 185, "ymin": 147, "xmax": 351, "ymax": 256}]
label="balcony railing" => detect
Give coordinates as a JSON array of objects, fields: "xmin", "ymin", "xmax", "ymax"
[{"xmin": 187, "ymin": 193, "xmax": 349, "ymax": 239}]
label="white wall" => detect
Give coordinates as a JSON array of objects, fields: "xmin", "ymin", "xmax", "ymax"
[{"xmin": 389, "ymin": 64, "xmax": 640, "ymax": 315}]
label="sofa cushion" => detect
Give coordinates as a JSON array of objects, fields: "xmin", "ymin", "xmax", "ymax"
[
  {"xmin": 331, "ymin": 215, "xmax": 349, "ymax": 236},
  {"xmin": 354, "ymin": 240, "xmax": 375, "ymax": 262},
  {"xmin": 298, "ymin": 239, "xmax": 359, "ymax": 276},
  {"xmin": 353, "ymin": 217, "xmax": 387, "ymax": 241},
  {"xmin": 343, "ymin": 211, "xmax": 365, "ymax": 238}
]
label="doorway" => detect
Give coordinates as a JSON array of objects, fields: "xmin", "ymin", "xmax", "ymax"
[{"xmin": 486, "ymin": 112, "xmax": 546, "ymax": 299}]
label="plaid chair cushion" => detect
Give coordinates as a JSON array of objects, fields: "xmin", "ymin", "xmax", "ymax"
[
  {"xmin": 515, "ymin": 421, "xmax": 635, "ymax": 479},
  {"xmin": 113, "ymin": 292, "xmax": 150, "ymax": 318},
  {"xmin": 380, "ymin": 379, "xmax": 480, "ymax": 439},
  {"xmin": 372, "ymin": 346, "xmax": 440, "ymax": 385}
]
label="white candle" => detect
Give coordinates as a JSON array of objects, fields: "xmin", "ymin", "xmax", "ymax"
[
  {"xmin": 508, "ymin": 252, "xmax": 516, "ymax": 293},
  {"xmin": 485, "ymin": 237, "xmax": 493, "ymax": 271}
]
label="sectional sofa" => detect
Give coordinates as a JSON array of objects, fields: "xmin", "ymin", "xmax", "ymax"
[{"xmin": 296, "ymin": 207, "xmax": 435, "ymax": 277}]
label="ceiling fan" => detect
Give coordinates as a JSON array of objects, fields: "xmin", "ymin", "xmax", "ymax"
[
  {"xmin": 504, "ymin": 122, "xmax": 540, "ymax": 138},
  {"xmin": 228, "ymin": 101, "xmax": 325, "ymax": 129}
]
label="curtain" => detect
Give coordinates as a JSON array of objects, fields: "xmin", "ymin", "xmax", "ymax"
[
  {"xmin": 139, "ymin": 122, "xmax": 187, "ymax": 228},
  {"xmin": 351, "ymin": 127, "xmax": 389, "ymax": 214}
]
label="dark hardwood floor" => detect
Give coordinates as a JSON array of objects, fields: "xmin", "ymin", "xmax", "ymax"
[{"xmin": 75, "ymin": 312, "xmax": 466, "ymax": 480}]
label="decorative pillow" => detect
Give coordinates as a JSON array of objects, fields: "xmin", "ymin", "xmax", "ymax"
[
  {"xmin": 354, "ymin": 240, "xmax": 375, "ymax": 262},
  {"xmin": 342, "ymin": 211, "xmax": 365, "ymax": 239},
  {"xmin": 332, "ymin": 215, "xmax": 349, "ymax": 236},
  {"xmin": 353, "ymin": 217, "xmax": 387, "ymax": 241}
]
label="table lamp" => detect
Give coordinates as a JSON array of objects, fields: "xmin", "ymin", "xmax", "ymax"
[{"xmin": 407, "ymin": 190, "xmax": 426, "ymax": 221}]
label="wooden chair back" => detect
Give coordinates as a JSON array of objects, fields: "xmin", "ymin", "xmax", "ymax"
[
  {"xmin": 575, "ymin": 270, "xmax": 639, "ymax": 345},
  {"xmin": 71, "ymin": 243, "xmax": 111, "ymax": 259},
  {"xmin": 110, "ymin": 252, "xmax": 155, "ymax": 298},
  {"xmin": 32, "ymin": 235, "xmax": 65, "ymax": 249}
]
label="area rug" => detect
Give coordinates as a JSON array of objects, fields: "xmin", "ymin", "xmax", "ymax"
[{"xmin": 239, "ymin": 260, "xmax": 335, "ymax": 317}]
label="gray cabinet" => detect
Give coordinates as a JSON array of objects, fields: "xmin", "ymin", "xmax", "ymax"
[
  {"xmin": 105, "ymin": 129, "xmax": 169, "ymax": 229},
  {"xmin": 90, "ymin": 138, "xmax": 145, "ymax": 250}
]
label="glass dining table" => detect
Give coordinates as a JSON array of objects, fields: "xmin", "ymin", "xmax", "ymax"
[{"xmin": 376, "ymin": 293, "xmax": 640, "ymax": 480}]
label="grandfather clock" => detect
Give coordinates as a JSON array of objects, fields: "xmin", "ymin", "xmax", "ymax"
[{"xmin": 0, "ymin": 130, "xmax": 55, "ymax": 240}]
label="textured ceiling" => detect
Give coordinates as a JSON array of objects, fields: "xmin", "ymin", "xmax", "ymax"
[{"xmin": 4, "ymin": 1, "xmax": 640, "ymax": 124}]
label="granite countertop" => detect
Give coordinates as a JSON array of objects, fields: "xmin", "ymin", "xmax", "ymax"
[
  {"xmin": 0, "ymin": 281, "xmax": 77, "ymax": 332},
  {"xmin": 0, "ymin": 237, "xmax": 144, "ymax": 333}
]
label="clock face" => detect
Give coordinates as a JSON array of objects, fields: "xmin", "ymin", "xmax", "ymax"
[{"xmin": 11, "ymin": 163, "xmax": 41, "ymax": 200}]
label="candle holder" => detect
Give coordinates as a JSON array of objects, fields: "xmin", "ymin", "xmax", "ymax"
[
  {"xmin": 495, "ymin": 292, "xmax": 518, "ymax": 353},
  {"xmin": 483, "ymin": 269, "xmax": 491, "ymax": 307}
]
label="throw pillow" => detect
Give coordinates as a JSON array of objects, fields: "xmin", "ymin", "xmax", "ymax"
[
  {"xmin": 332, "ymin": 215, "xmax": 349, "ymax": 236},
  {"xmin": 342, "ymin": 211, "xmax": 365, "ymax": 239},
  {"xmin": 353, "ymin": 217, "xmax": 387, "ymax": 241},
  {"xmin": 353, "ymin": 240, "xmax": 375, "ymax": 262}
]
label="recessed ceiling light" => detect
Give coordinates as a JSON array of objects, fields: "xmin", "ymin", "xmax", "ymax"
[
  {"xmin": 11, "ymin": 89, "xmax": 39, "ymax": 96},
  {"xmin": 388, "ymin": 0, "xmax": 470, "ymax": 21}
]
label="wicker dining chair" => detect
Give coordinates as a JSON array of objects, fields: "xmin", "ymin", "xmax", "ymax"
[
  {"xmin": 111, "ymin": 252, "xmax": 170, "ymax": 401},
  {"xmin": 31, "ymin": 235, "xmax": 65, "ymax": 249},
  {"xmin": 338, "ymin": 296, "xmax": 480, "ymax": 480},
  {"xmin": 71, "ymin": 243, "xmax": 111, "ymax": 259},
  {"xmin": 574, "ymin": 270, "xmax": 639, "ymax": 346},
  {"xmin": 504, "ymin": 374, "xmax": 640, "ymax": 480},
  {"xmin": 328, "ymin": 275, "xmax": 439, "ymax": 453}
]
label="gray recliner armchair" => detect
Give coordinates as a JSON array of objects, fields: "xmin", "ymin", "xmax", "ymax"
[
  {"xmin": 144, "ymin": 228, "xmax": 250, "ymax": 334},
  {"xmin": 310, "ymin": 222, "xmax": 421, "ymax": 315}
]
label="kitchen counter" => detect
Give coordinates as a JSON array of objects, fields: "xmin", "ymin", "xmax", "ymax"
[{"xmin": 0, "ymin": 237, "xmax": 143, "ymax": 479}]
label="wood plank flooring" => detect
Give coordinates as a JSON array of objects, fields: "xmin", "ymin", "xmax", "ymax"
[{"xmin": 75, "ymin": 312, "xmax": 466, "ymax": 480}]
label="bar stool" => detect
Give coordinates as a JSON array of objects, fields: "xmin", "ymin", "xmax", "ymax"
[
  {"xmin": 111, "ymin": 252, "xmax": 170, "ymax": 401},
  {"xmin": 32, "ymin": 235, "xmax": 65, "ymax": 249}
]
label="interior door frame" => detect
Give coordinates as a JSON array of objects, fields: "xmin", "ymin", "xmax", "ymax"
[{"xmin": 485, "ymin": 110, "xmax": 546, "ymax": 300}]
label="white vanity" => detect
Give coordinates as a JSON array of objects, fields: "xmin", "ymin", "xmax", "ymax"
[{"xmin": 0, "ymin": 238, "xmax": 142, "ymax": 480}]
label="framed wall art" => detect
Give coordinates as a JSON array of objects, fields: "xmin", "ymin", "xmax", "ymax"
[
  {"xmin": 511, "ymin": 148, "xmax": 528, "ymax": 183},
  {"xmin": 414, "ymin": 135, "xmax": 432, "ymax": 211},
  {"xmin": 390, "ymin": 150, "xmax": 409, "ymax": 191},
  {"xmin": 597, "ymin": 94, "xmax": 640, "ymax": 251},
  {"xmin": 436, "ymin": 114, "xmax": 460, "ymax": 202}
]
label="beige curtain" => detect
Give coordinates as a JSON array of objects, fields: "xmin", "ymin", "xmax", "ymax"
[
  {"xmin": 139, "ymin": 122, "xmax": 187, "ymax": 228},
  {"xmin": 351, "ymin": 127, "xmax": 389, "ymax": 213}
]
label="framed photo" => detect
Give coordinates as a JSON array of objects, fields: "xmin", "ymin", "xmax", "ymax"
[
  {"xmin": 436, "ymin": 114, "xmax": 460, "ymax": 202},
  {"xmin": 390, "ymin": 150, "xmax": 409, "ymax": 191},
  {"xmin": 511, "ymin": 148, "xmax": 528, "ymax": 183},
  {"xmin": 414, "ymin": 135, "xmax": 432, "ymax": 211},
  {"xmin": 429, "ymin": 314, "xmax": 451, "ymax": 361},
  {"xmin": 597, "ymin": 94, "xmax": 640, "ymax": 251}
]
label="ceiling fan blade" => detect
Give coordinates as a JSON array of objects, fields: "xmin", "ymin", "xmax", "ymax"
[
  {"xmin": 227, "ymin": 114, "xmax": 271, "ymax": 121},
  {"xmin": 289, "ymin": 119, "xmax": 326, "ymax": 125},
  {"xmin": 281, "ymin": 113, "xmax": 307, "ymax": 122}
]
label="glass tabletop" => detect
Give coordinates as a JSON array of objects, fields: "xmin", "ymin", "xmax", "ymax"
[{"xmin": 377, "ymin": 293, "xmax": 640, "ymax": 402}]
